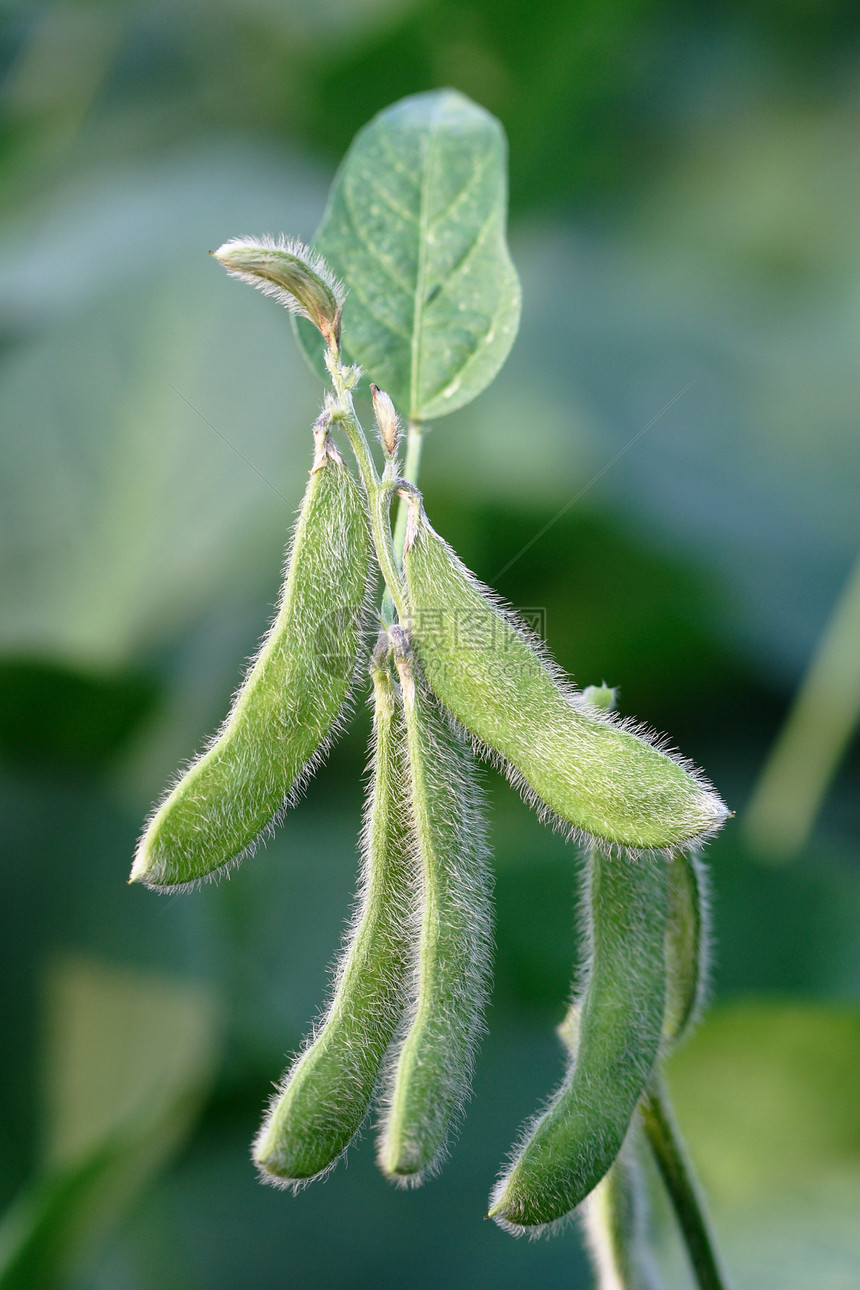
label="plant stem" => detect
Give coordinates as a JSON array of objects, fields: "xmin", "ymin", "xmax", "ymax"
[
  {"xmin": 380, "ymin": 419, "xmax": 425, "ymax": 624},
  {"xmin": 391, "ymin": 420, "xmax": 425, "ymax": 558},
  {"xmin": 326, "ymin": 355, "xmax": 411, "ymax": 625},
  {"xmin": 640, "ymin": 1080, "xmax": 731, "ymax": 1290},
  {"xmin": 743, "ymin": 545, "xmax": 860, "ymax": 862}
]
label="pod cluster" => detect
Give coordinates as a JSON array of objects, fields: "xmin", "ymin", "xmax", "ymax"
[{"xmin": 132, "ymin": 247, "xmax": 727, "ymax": 1231}]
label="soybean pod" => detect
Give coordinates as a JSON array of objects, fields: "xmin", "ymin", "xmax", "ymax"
[
  {"xmin": 131, "ymin": 421, "xmax": 372, "ymax": 890},
  {"xmin": 254, "ymin": 648, "xmax": 413, "ymax": 1185},
  {"xmin": 378, "ymin": 627, "xmax": 492, "ymax": 1185},
  {"xmin": 663, "ymin": 849, "xmax": 710, "ymax": 1045},
  {"xmin": 489, "ymin": 845, "xmax": 668, "ymax": 1232},
  {"xmin": 402, "ymin": 508, "xmax": 727, "ymax": 852},
  {"xmin": 560, "ymin": 1006, "xmax": 659, "ymax": 1290},
  {"xmin": 580, "ymin": 1140, "xmax": 660, "ymax": 1290},
  {"xmin": 562, "ymin": 851, "xmax": 708, "ymax": 1051}
]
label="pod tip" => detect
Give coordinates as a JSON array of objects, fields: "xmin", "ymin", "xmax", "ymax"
[{"xmin": 128, "ymin": 846, "xmax": 149, "ymax": 885}]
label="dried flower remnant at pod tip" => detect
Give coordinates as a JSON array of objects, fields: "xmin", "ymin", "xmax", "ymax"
[{"xmin": 212, "ymin": 236, "xmax": 345, "ymax": 349}]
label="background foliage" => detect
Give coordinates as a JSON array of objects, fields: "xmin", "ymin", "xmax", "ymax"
[{"xmin": 1, "ymin": 1, "xmax": 858, "ymax": 1285}]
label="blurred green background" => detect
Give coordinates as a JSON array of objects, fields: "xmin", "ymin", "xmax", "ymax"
[{"xmin": 1, "ymin": 1, "xmax": 859, "ymax": 1286}]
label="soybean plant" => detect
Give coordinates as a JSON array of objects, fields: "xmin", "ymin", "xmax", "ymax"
[{"xmin": 131, "ymin": 90, "xmax": 731, "ymax": 1289}]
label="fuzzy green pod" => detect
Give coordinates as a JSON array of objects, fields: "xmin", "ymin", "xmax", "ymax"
[
  {"xmin": 563, "ymin": 851, "xmax": 708, "ymax": 1049},
  {"xmin": 580, "ymin": 1141, "xmax": 660, "ymax": 1290},
  {"xmin": 254, "ymin": 653, "xmax": 412, "ymax": 1186},
  {"xmin": 560, "ymin": 1006, "xmax": 660, "ymax": 1289},
  {"xmin": 489, "ymin": 846, "xmax": 668, "ymax": 1233},
  {"xmin": 378, "ymin": 628, "xmax": 492, "ymax": 1185},
  {"xmin": 402, "ymin": 509, "xmax": 727, "ymax": 851},
  {"xmin": 663, "ymin": 849, "xmax": 710, "ymax": 1045},
  {"xmin": 131, "ymin": 425, "xmax": 371, "ymax": 890}
]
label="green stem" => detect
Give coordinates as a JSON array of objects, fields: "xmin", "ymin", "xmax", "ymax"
[
  {"xmin": 640, "ymin": 1081, "xmax": 731, "ymax": 1290},
  {"xmin": 326, "ymin": 354, "xmax": 410, "ymax": 625},
  {"xmin": 743, "ymin": 547, "xmax": 860, "ymax": 862},
  {"xmin": 382, "ymin": 419, "xmax": 425, "ymax": 623},
  {"xmin": 391, "ymin": 421, "xmax": 425, "ymax": 557}
]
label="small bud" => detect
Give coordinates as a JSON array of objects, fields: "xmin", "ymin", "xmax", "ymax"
[
  {"xmin": 311, "ymin": 410, "xmax": 336, "ymax": 472},
  {"xmin": 582, "ymin": 683, "xmax": 617, "ymax": 713},
  {"xmin": 212, "ymin": 236, "xmax": 345, "ymax": 349},
  {"xmin": 370, "ymin": 383, "xmax": 400, "ymax": 455}
]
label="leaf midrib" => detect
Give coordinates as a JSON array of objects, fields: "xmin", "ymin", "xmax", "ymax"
[{"xmin": 410, "ymin": 97, "xmax": 446, "ymax": 421}]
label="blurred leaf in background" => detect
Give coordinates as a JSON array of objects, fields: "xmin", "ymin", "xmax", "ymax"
[
  {"xmin": 660, "ymin": 1001, "xmax": 860, "ymax": 1290},
  {"xmin": 0, "ymin": 957, "xmax": 217, "ymax": 1290}
]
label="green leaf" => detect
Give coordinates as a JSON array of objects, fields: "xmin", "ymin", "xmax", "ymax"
[
  {"xmin": 654, "ymin": 1001, "xmax": 860, "ymax": 1290},
  {"xmin": 297, "ymin": 89, "xmax": 521, "ymax": 421},
  {"xmin": 0, "ymin": 956, "xmax": 218, "ymax": 1289}
]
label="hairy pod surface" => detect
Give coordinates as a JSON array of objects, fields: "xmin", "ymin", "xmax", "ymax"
[
  {"xmin": 662, "ymin": 849, "xmax": 710, "ymax": 1045},
  {"xmin": 490, "ymin": 846, "xmax": 668, "ymax": 1232},
  {"xmin": 561, "ymin": 1005, "xmax": 660, "ymax": 1289},
  {"xmin": 131, "ymin": 434, "xmax": 372, "ymax": 890},
  {"xmin": 378, "ymin": 630, "xmax": 492, "ymax": 1185},
  {"xmin": 579, "ymin": 1140, "xmax": 661, "ymax": 1290},
  {"xmin": 254, "ymin": 659, "xmax": 413, "ymax": 1185},
  {"xmin": 402, "ymin": 513, "xmax": 727, "ymax": 851}
]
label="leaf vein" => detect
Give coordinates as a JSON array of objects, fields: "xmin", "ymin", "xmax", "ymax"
[
  {"xmin": 421, "ymin": 271, "xmax": 518, "ymax": 409},
  {"xmin": 345, "ymin": 274, "xmax": 412, "ymax": 343},
  {"xmin": 342, "ymin": 185, "xmax": 416, "ymax": 298},
  {"xmin": 427, "ymin": 207, "xmax": 499, "ymax": 304},
  {"xmin": 428, "ymin": 153, "xmax": 493, "ymax": 231},
  {"xmin": 411, "ymin": 98, "xmax": 447, "ymax": 416},
  {"xmin": 376, "ymin": 136, "xmax": 422, "ymax": 192},
  {"xmin": 373, "ymin": 183, "xmax": 420, "ymax": 227}
]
